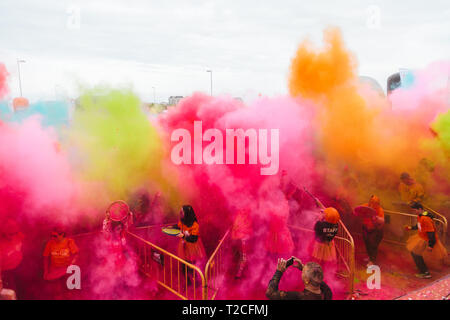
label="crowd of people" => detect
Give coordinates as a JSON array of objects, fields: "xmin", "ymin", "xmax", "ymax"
[
  {"xmin": 0, "ymin": 170, "xmax": 448, "ymax": 300},
  {"xmin": 263, "ymin": 171, "xmax": 448, "ymax": 300}
]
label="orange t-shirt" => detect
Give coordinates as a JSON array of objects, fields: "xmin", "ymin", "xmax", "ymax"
[
  {"xmin": 417, "ymin": 215, "xmax": 436, "ymax": 241},
  {"xmin": 178, "ymin": 221, "xmax": 200, "ymax": 237},
  {"xmin": 43, "ymin": 238, "xmax": 79, "ymax": 268},
  {"xmin": 361, "ymin": 203, "xmax": 384, "ymax": 230}
]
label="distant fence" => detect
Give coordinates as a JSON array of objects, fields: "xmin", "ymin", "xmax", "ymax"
[{"xmin": 204, "ymin": 229, "xmax": 231, "ymax": 300}]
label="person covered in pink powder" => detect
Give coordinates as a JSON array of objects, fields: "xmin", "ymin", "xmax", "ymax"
[
  {"xmin": 264, "ymin": 212, "xmax": 294, "ymax": 259},
  {"xmin": 280, "ymin": 170, "xmax": 303, "ymax": 225},
  {"xmin": 96, "ymin": 202, "xmax": 141, "ymax": 298},
  {"xmin": 128, "ymin": 189, "xmax": 164, "ymax": 227},
  {"xmin": 231, "ymin": 208, "xmax": 253, "ymax": 279},
  {"xmin": 0, "ymin": 218, "xmax": 24, "ymax": 300},
  {"xmin": 103, "ymin": 200, "xmax": 134, "ymax": 245},
  {"xmin": 101, "ymin": 201, "xmax": 137, "ymax": 271},
  {"xmin": 42, "ymin": 227, "xmax": 79, "ymax": 299}
]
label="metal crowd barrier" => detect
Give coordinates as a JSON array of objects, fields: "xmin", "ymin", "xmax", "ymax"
[
  {"xmin": 127, "ymin": 225, "xmax": 232, "ymax": 300},
  {"xmin": 127, "ymin": 231, "xmax": 207, "ymax": 300},
  {"xmin": 335, "ymin": 220, "xmax": 356, "ymax": 295},
  {"xmin": 204, "ymin": 229, "xmax": 231, "ymax": 300},
  {"xmin": 74, "ymin": 221, "xmax": 355, "ymax": 299},
  {"xmin": 128, "ymin": 219, "xmax": 357, "ymax": 299}
]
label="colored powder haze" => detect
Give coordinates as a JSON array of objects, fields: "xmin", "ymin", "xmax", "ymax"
[{"xmin": 0, "ymin": 27, "xmax": 449, "ymax": 299}]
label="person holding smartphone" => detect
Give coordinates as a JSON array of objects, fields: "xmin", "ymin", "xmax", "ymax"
[{"xmin": 265, "ymin": 256, "xmax": 332, "ymax": 300}]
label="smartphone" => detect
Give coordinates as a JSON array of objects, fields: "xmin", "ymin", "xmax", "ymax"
[{"xmin": 286, "ymin": 257, "xmax": 294, "ymax": 267}]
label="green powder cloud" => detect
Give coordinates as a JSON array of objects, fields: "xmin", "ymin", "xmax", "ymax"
[{"xmin": 69, "ymin": 87, "xmax": 173, "ymax": 202}]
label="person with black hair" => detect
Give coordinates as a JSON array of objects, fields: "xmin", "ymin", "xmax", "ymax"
[
  {"xmin": 42, "ymin": 227, "xmax": 79, "ymax": 299},
  {"xmin": 266, "ymin": 257, "xmax": 332, "ymax": 300},
  {"xmin": 174, "ymin": 205, "xmax": 206, "ymax": 264},
  {"xmin": 405, "ymin": 202, "xmax": 447, "ymax": 279}
]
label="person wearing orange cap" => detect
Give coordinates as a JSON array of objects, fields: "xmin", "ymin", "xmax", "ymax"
[
  {"xmin": 312, "ymin": 207, "xmax": 340, "ymax": 264},
  {"xmin": 405, "ymin": 202, "xmax": 448, "ymax": 279},
  {"xmin": 360, "ymin": 195, "xmax": 384, "ymax": 266},
  {"xmin": 304, "ymin": 188, "xmax": 340, "ymax": 264}
]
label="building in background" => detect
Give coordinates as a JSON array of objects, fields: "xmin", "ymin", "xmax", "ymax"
[{"xmin": 168, "ymin": 96, "xmax": 184, "ymax": 106}]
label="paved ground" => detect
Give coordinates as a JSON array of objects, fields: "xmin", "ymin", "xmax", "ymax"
[
  {"xmin": 351, "ymin": 234, "xmax": 449, "ymax": 300},
  {"xmin": 396, "ymin": 274, "xmax": 450, "ymax": 300}
]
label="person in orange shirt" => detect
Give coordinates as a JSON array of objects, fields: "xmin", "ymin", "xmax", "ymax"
[
  {"xmin": 405, "ymin": 202, "xmax": 448, "ymax": 279},
  {"xmin": 360, "ymin": 195, "xmax": 384, "ymax": 266},
  {"xmin": 43, "ymin": 227, "xmax": 79, "ymax": 298},
  {"xmin": 174, "ymin": 205, "xmax": 206, "ymax": 265},
  {"xmin": 398, "ymin": 172, "xmax": 425, "ymax": 205}
]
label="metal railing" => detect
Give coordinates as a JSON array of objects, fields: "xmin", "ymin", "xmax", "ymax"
[
  {"xmin": 335, "ymin": 220, "xmax": 356, "ymax": 295},
  {"xmin": 73, "ymin": 220, "xmax": 356, "ymax": 299},
  {"xmin": 127, "ymin": 231, "xmax": 207, "ymax": 300},
  {"xmin": 423, "ymin": 204, "xmax": 448, "ymax": 245},
  {"xmin": 204, "ymin": 229, "xmax": 231, "ymax": 300},
  {"xmin": 128, "ymin": 220, "xmax": 357, "ymax": 299},
  {"xmin": 383, "ymin": 208, "xmax": 447, "ymax": 246},
  {"xmin": 127, "ymin": 226, "xmax": 232, "ymax": 300},
  {"xmin": 288, "ymin": 220, "xmax": 355, "ymax": 296}
]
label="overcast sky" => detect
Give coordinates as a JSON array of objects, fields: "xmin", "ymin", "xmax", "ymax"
[{"xmin": 0, "ymin": 0, "xmax": 449, "ymax": 103}]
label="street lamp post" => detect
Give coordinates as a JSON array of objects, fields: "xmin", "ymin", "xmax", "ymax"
[
  {"xmin": 152, "ymin": 86, "xmax": 156, "ymax": 104},
  {"xmin": 206, "ymin": 69, "xmax": 212, "ymax": 96},
  {"xmin": 17, "ymin": 59, "xmax": 26, "ymax": 97}
]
